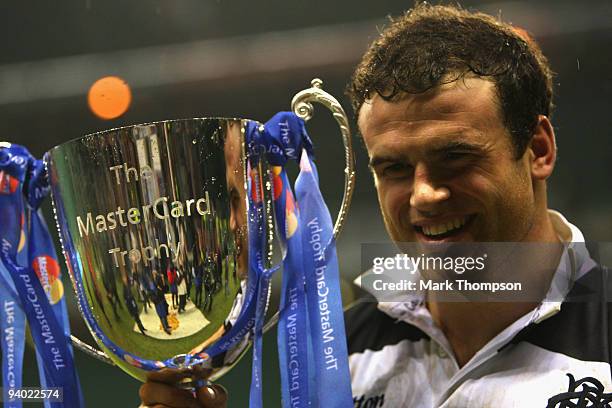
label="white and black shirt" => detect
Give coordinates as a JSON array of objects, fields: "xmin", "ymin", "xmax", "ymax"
[{"xmin": 346, "ymin": 211, "xmax": 612, "ymax": 407}]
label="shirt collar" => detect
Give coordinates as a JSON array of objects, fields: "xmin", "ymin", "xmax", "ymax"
[{"xmin": 531, "ymin": 210, "xmax": 597, "ymax": 323}]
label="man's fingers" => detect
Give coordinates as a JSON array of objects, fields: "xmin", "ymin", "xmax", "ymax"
[
  {"xmin": 196, "ymin": 384, "xmax": 228, "ymax": 408},
  {"xmin": 139, "ymin": 382, "xmax": 199, "ymax": 408},
  {"xmin": 140, "ymin": 367, "xmax": 218, "ymax": 407}
]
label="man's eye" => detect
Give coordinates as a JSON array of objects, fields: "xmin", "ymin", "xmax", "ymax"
[
  {"xmin": 381, "ymin": 163, "xmax": 412, "ymax": 178},
  {"xmin": 444, "ymin": 151, "xmax": 472, "ymax": 162}
]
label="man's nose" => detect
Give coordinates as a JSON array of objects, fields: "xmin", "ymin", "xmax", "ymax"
[{"xmin": 409, "ymin": 165, "xmax": 450, "ymax": 211}]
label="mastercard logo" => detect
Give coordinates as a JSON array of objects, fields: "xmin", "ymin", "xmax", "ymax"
[
  {"xmin": 46, "ymin": 280, "xmax": 64, "ymax": 305},
  {"xmin": 286, "ymin": 211, "xmax": 298, "ymax": 238},
  {"xmin": 17, "ymin": 230, "xmax": 26, "ymax": 253},
  {"xmin": 272, "ymin": 166, "xmax": 283, "ymax": 200},
  {"xmin": 32, "ymin": 255, "xmax": 64, "ymax": 304},
  {"xmin": 285, "ymin": 192, "xmax": 298, "ymax": 238},
  {"xmin": 17, "ymin": 213, "xmax": 26, "ymax": 253},
  {"xmin": 0, "ymin": 171, "xmax": 19, "ymax": 195}
]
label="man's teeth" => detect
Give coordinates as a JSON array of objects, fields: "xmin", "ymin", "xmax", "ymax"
[{"xmin": 422, "ymin": 217, "xmax": 468, "ymax": 237}]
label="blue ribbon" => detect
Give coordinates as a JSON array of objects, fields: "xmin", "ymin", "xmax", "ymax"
[
  {"xmin": 0, "ymin": 145, "xmax": 84, "ymax": 407},
  {"xmin": 244, "ymin": 152, "xmax": 273, "ymax": 408},
  {"xmin": 297, "ymin": 150, "xmax": 353, "ymax": 407},
  {"xmin": 245, "ymin": 113, "xmax": 353, "ymax": 408},
  {"xmin": 0, "ymin": 263, "xmax": 25, "ymax": 408}
]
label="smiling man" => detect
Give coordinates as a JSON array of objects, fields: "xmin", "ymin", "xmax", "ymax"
[
  {"xmin": 344, "ymin": 3, "xmax": 612, "ymax": 408},
  {"xmin": 138, "ymin": 4, "xmax": 611, "ymax": 408}
]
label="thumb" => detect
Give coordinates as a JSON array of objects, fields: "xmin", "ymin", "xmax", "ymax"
[{"xmin": 196, "ymin": 383, "xmax": 228, "ymax": 408}]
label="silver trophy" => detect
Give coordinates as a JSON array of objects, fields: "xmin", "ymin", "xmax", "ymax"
[{"xmin": 43, "ymin": 79, "xmax": 354, "ymax": 387}]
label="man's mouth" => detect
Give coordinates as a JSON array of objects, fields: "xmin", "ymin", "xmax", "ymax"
[{"xmin": 413, "ymin": 215, "xmax": 475, "ymax": 240}]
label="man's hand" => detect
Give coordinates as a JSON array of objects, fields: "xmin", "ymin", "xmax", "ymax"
[{"xmin": 139, "ymin": 368, "xmax": 228, "ymax": 408}]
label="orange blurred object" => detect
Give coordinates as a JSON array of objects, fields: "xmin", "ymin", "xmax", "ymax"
[{"xmin": 87, "ymin": 76, "xmax": 132, "ymax": 119}]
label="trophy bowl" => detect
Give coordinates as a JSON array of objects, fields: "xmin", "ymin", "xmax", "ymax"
[{"xmin": 43, "ymin": 79, "xmax": 355, "ymax": 386}]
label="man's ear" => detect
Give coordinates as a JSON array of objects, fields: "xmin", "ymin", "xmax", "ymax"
[{"xmin": 529, "ymin": 115, "xmax": 557, "ymax": 180}]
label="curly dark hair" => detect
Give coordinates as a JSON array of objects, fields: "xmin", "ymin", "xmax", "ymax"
[{"xmin": 347, "ymin": 3, "xmax": 554, "ymax": 157}]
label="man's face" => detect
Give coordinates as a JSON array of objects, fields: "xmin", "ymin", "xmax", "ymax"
[{"xmin": 358, "ymin": 78, "xmax": 536, "ymax": 243}]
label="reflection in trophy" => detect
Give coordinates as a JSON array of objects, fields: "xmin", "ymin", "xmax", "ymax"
[{"xmin": 42, "ymin": 79, "xmax": 354, "ymax": 389}]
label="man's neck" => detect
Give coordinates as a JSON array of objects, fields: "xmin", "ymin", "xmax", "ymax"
[
  {"xmin": 427, "ymin": 211, "xmax": 563, "ymax": 368},
  {"xmin": 427, "ymin": 301, "xmax": 538, "ymax": 367}
]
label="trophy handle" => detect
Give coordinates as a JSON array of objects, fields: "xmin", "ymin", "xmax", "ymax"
[
  {"xmin": 0, "ymin": 142, "xmax": 113, "ymax": 365},
  {"xmin": 259, "ymin": 80, "xmax": 355, "ymax": 334},
  {"xmin": 291, "ymin": 78, "xmax": 355, "ymax": 238}
]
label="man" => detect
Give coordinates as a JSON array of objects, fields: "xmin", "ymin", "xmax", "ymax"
[
  {"xmin": 124, "ymin": 285, "xmax": 147, "ymax": 336},
  {"xmin": 139, "ymin": 4, "xmax": 611, "ymax": 407},
  {"xmin": 177, "ymin": 272, "xmax": 188, "ymax": 313},
  {"xmin": 193, "ymin": 263, "xmax": 204, "ymax": 308},
  {"xmin": 167, "ymin": 263, "xmax": 178, "ymax": 309}
]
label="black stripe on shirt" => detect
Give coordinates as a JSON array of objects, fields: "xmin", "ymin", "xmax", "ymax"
[{"xmin": 505, "ymin": 264, "xmax": 612, "ymax": 366}]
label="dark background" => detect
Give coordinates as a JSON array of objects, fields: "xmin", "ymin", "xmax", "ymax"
[{"xmin": 1, "ymin": 0, "xmax": 611, "ymax": 406}]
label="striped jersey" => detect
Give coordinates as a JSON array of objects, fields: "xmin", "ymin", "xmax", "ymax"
[{"xmin": 346, "ymin": 211, "xmax": 612, "ymax": 407}]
